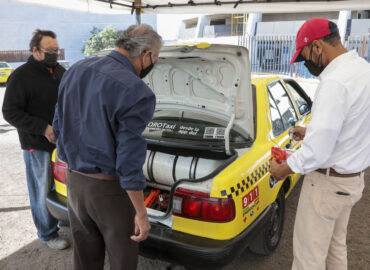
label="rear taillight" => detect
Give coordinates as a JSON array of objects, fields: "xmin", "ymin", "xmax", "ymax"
[
  {"xmin": 173, "ymin": 188, "xmax": 235, "ymax": 223},
  {"xmin": 52, "ymin": 161, "xmax": 67, "ymax": 184}
]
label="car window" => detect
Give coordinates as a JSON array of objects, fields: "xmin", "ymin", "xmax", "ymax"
[
  {"xmin": 268, "ymin": 81, "xmax": 298, "ymax": 132},
  {"xmin": 268, "ymin": 92, "xmax": 285, "ymax": 137},
  {"xmin": 0, "ymin": 62, "xmax": 10, "ymax": 68},
  {"xmin": 284, "ymin": 81, "xmax": 310, "ymax": 116}
]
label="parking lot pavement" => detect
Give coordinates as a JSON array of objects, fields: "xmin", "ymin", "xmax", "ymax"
[{"xmin": 1, "ymin": 86, "xmax": 369, "ymax": 270}]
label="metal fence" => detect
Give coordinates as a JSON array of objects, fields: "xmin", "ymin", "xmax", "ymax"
[
  {"xmin": 238, "ymin": 34, "xmax": 370, "ymax": 79},
  {"xmin": 345, "ymin": 35, "xmax": 369, "ymax": 61}
]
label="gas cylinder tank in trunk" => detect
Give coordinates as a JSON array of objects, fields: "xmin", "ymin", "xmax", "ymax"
[{"xmin": 143, "ymin": 147, "xmax": 230, "ymax": 186}]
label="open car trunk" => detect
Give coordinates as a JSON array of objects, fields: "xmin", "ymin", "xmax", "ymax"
[
  {"xmin": 142, "ymin": 144, "xmax": 238, "ymax": 226},
  {"xmin": 140, "ymin": 44, "xmax": 253, "ymax": 226}
]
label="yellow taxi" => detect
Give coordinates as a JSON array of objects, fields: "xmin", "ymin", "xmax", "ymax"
[
  {"xmin": 47, "ymin": 44, "xmax": 312, "ymax": 269},
  {"xmin": 0, "ymin": 62, "xmax": 13, "ymax": 85}
]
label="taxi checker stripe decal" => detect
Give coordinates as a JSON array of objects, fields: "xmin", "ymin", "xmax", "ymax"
[{"xmin": 220, "ymin": 161, "xmax": 270, "ymax": 198}]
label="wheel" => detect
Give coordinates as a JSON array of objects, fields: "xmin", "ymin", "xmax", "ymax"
[{"xmin": 249, "ymin": 188, "xmax": 285, "ymax": 255}]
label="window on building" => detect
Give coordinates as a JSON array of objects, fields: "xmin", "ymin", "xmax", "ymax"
[
  {"xmin": 210, "ymin": 19, "xmax": 226, "ymax": 26},
  {"xmin": 185, "ymin": 18, "xmax": 198, "ymax": 29}
]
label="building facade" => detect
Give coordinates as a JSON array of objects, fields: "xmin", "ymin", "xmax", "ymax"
[{"xmin": 0, "ymin": 0, "xmax": 156, "ymax": 66}]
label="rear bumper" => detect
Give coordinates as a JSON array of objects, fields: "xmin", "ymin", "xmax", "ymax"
[
  {"xmin": 140, "ymin": 205, "xmax": 272, "ymax": 269},
  {"xmin": 46, "ymin": 191, "xmax": 69, "ymax": 223},
  {"xmin": 46, "ymin": 190, "xmax": 272, "ymax": 268}
]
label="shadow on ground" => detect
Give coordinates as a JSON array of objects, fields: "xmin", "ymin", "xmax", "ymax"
[
  {"xmin": 0, "ymin": 228, "xmax": 73, "ymax": 270},
  {"xmin": 1, "ymin": 169, "xmax": 369, "ymax": 270}
]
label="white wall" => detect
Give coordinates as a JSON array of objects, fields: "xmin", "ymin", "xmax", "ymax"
[
  {"xmin": 350, "ymin": 19, "xmax": 370, "ymax": 36},
  {"xmin": 262, "ymin": 12, "xmax": 339, "ymax": 22},
  {"xmin": 157, "ymin": 14, "xmax": 198, "ymax": 41}
]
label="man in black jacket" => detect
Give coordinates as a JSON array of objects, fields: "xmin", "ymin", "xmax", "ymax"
[{"xmin": 2, "ymin": 29, "xmax": 69, "ymax": 250}]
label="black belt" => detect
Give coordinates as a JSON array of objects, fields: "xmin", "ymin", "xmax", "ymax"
[{"xmin": 316, "ymin": 168, "xmax": 362, "ymax": 178}]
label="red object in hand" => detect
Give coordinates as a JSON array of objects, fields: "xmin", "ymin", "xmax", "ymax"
[{"xmin": 271, "ymin": 147, "xmax": 287, "ymax": 164}]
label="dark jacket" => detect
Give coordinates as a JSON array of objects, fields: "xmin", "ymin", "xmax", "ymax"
[
  {"xmin": 53, "ymin": 51, "xmax": 156, "ymax": 190},
  {"xmin": 2, "ymin": 56, "xmax": 65, "ymax": 152}
]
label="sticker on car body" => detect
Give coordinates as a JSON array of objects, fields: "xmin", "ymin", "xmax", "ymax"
[
  {"xmin": 145, "ymin": 120, "xmax": 225, "ymax": 140},
  {"xmin": 242, "ymin": 186, "xmax": 260, "ymax": 217},
  {"xmin": 269, "ymin": 175, "xmax": 279, "ymax": 189},
  {"xmin": 242, "ymin": 186, "xmax": 259, "ymax": 209},
  {"xmin": 220, "ymin": 161, "xmax": 269, "ymax": 199},
  {"xmin": 203, "ymin": 127, "xmax": 225, "ymax": 139}
]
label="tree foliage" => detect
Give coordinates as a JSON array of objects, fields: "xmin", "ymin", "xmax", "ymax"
[{"xmin": 82, "ymin": 26, "xmax": 121, "ymax": 57}]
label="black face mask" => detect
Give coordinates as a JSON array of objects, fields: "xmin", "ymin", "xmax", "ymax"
[
  {"xmin": 139, "ymin": 53, "xmax": 154, "ymax": 79},
  {"xmin": 43, "ymin": 53, "xmax": 58, "ymax": 68},
  {"xmin": 304, "ymin": 46, "xmax": 324, "ymax": 76}
]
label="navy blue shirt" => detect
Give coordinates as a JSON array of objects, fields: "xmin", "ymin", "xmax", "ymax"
[{"xmin": 53, "ymin": 51, "xmax": 156, "ymax": 190}]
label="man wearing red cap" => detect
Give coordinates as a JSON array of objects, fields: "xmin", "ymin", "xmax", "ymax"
[{"xmin": 270, "ymin": 18, "xmax": 370, "ymax": 270}]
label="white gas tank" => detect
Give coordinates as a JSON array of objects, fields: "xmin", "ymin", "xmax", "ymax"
[{"xmin": 143, "ymin": 150, "xmax": 224, "ymax": 186}]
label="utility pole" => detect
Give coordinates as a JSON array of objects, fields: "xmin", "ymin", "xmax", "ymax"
[{"xmin": 135, "ymin": 0, "xmax": 141, "ymax": 25}]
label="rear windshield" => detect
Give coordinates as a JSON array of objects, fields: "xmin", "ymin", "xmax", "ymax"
[{"xmin": 0, "ymin": 62, "xmax": 10, "ymax": 68}]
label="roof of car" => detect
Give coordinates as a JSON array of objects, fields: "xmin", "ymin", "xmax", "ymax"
[{"xmin": 251, "ymin": 73, "xmax": 281, "ymax": 85}]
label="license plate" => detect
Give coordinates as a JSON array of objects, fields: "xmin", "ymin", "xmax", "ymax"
[{"xmin": 0, "ymin": 72, "xmax": 6, "ymax": 76}]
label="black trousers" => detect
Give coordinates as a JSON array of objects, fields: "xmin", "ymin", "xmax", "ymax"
[{"xmin": 66, "ymin": 170, "xmax": 138, "ymax": 270}]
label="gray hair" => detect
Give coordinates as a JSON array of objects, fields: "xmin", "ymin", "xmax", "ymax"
[{"xmin": 115, "ymin": 24, "xmax": 162, "ymax": 57}]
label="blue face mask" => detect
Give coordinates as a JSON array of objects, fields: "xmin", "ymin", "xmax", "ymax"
[{"xmin": 140, "ymin": 53, "xmax": 154, "ymax": 79}]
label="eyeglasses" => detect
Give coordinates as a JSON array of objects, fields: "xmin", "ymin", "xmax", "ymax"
[{"xmin": 38, "ymin": 46, "xmax": 61, "ymax": 55}]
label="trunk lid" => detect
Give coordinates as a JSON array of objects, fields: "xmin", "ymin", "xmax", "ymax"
[{"xmin": 142, "ymin": 43, "xmax": 254, "ymax": 150}]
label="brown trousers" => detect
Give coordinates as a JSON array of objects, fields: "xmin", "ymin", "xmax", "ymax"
[{"xmin": 66, "ymin": 170, "xmax": 138, "ymax": 270}]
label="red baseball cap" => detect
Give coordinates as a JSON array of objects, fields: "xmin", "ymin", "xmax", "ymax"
[{"xmin": 290, "ymin": 17, "xmax": 338, "ymax": 64}]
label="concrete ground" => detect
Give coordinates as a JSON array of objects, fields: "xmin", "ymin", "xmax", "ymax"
[{"xmin": 0, "ymin": 86, "xmax": 369, "ymax": 270}]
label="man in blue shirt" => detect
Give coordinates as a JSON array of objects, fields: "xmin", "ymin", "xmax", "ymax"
[{"xmin": 53, "ymin": 24, "xmax": 162, "ymax": 270}]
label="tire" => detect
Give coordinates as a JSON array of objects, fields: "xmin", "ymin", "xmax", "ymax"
[{"xmin": 249, "ymin": 188, "xmax": 285, "ymax": 255}]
